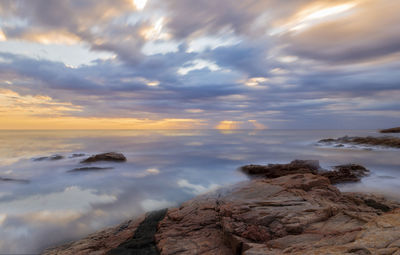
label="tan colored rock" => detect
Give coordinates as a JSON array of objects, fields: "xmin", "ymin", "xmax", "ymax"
[
  {"xmin": 43, "ymin": 173, "xmax": 400, "ymax": 255},
  {"xmin": 42, "ymin": 215, "xmax": 144, "ymax": 255}
]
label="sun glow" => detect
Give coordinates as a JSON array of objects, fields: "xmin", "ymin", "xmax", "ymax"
[
  {"xmin": 0, "ymin": 29, "xmax": 6, "ymax": 41},
  {"xmin": 132, "ymin": 0, "xmax": 148, "ymax": 11},
  {"xmin": 271, "ymin": 1, "xmax": 358, "ymax": 34}
]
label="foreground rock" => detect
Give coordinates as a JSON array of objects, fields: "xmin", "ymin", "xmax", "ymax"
[
  {"xmin": 318, "ymin": 136, "xmax": 400, "ymax": 148},
  {"xmin": 380, "ymin": 127, "xmax": 400, "ymax": 133},
  {"xmin": 44, "ymin": 172, "xmax": 400, "ymax": 254},
  {"xmin": 81, "ymin": 152, "xmax": 126, "ymax": 163}
]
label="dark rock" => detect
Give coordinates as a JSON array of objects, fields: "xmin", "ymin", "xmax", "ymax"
[
  {"xmin": 320, "ymin": 164, "xmax": 370, "ymax": 184},
  {"xmin": 69, "ymin": 153, "xmax": 85, "ymax": 158},
  {"xmin": 240, "ymin": 159, "xmax": 320, "ymax": 178},
  {"xmin": 0, "ymin": 177, "xmax": 30, "ymax": 183},
  {"xmin": 81, "ymin": 152, "xmax": 126, "ymax": 163},
  {"xmin": 380, "ymin": 127, "xmax": 400, "ymax": 133},
  {"xmin": 68, "ymin": 167, "xmax": 113, "ymax": 172},
  {"xmin": 364, "ymin": 198, "xmax": 391, "ymax": 212},
  {"xmin": 33, "ymin": 154, "xmax": 64, "ymax": 161},
  {"xmin": 107, "ymin": 209, "xmax": 167, "ymax": 255},
  {"xmin": 318, "ymin": 136, "xmax": 400, "ymax": 148}
]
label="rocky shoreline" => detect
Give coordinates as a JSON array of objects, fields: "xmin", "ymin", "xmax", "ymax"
[
  {"xmin": 380, "ymin": 127, "xmax": 400, "ymax": 133},
  {"xmin": 43, "ymin": 160, "xmax": 400, "ymax": 255},
  {"xmin": 318, "ymin": 136, "xmax": 400, "ymax": 149}
]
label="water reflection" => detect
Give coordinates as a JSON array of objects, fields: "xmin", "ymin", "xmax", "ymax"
[{"xmin": 0, "ymin": 129, "xmax": 399, "ymax": 253}]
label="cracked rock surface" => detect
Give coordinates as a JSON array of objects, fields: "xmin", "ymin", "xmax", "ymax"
[{"xmin": 43, "ymin": 161, "xmax": 400, "ymax": 255}]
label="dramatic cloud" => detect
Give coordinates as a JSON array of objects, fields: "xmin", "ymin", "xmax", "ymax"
[{"xmin": 0, "ymin": 0, "xmax": 399, "ymax": 129}]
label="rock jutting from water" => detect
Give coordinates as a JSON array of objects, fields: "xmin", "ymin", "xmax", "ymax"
[
  {"xmin": 240, "ymin": 160, "xmax": 370, "ymax": 184},
  {"xmin": 80, "ymin": 152, "xmax": 127, "ymax": 163},
  {"xmin": 380, "ymin": 127, "xmax": 400, "ymax": 133},
  {"xmin": 318, "ymin": 136, "xmax": 400, "ymax": 149},
  {"xmin": 67, "ymin": 167, "xmax": 114, "ymax": 172},
  {"xmin": 43, "ymin": 160, "xmax": 400, "ymax": 255},
  {"xmin": 33, "ymin": 154, "xmax": 64, "ymax": 161}
]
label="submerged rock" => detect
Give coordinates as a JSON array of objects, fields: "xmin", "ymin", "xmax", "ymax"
[
  {"xmin": 318, "ymin": 136, "xmax": 400, "ymax": 148},
  {"xmin": 44, "ymin": 173, "xmax": 400, "ymax": 255},
  {"xmin": 0, "ymin": 177, "xmax": 30, "ymax": 184},
  {"xmin": 380, "ymin": 127, "xmax": 400, "ymax": 133},
  {"xmin": 241, "ymin": 160, "xmax": 370, "ymax": 185},
  {"xmin": 240, "ymin": 160, "xmax": 320, "ymax": 178},
  {"xmin": 33, "ymin": 154, "xmax": 64, "ymax": 161},
  {"xmin": 67, "ymin": 167, "xmax": 113, "ymax": 172},
  {"xmin": 69, "ymin": 153, "xmax": 86, "ymax": 158},
  {"xmin": 320, "ymin": 164, "xmax": 370, "ymax": 184},
  {"xmin": 81, "ymin": 152, "xmax": 126, "ymax": 163}
]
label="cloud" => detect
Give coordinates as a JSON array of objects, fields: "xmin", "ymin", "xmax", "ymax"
[{"xmin": 0, "ymin": 0, "xmax": 399, "ymax": 129}]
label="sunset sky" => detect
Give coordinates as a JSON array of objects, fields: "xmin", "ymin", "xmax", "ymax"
[{"xmin": 0, "ymin": 0, "xmax": 399, "ymax": 129}]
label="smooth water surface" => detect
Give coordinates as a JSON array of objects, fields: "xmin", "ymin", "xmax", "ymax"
[{"xmin": 0, "ymin": 129, "xmax": 399, "ymax": 253}]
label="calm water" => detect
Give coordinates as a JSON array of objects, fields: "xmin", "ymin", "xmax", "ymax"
[{"xmin": 0, "ymin": 129, "xmax": 399, "ymax": 253}]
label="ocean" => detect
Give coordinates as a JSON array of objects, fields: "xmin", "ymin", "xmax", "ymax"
[{"xmin": 0, "ymin": 129, "xmax": 399, "ymax": 253}]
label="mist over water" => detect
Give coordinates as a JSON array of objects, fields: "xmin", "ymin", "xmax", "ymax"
[{"xmin": 0, "ymin": 129, "xmax": 399, "ymax": 253}]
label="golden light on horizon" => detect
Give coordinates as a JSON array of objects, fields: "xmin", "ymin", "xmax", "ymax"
[
  {"xmin": 0, "ymin": 29, "xmax": 6, "ymax": 41},
  {"xmin": 216, "ymin": 120, "xmax": 242, "ymax": 130}
]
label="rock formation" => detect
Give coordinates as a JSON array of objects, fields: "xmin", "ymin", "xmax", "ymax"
[
  {"xmin": 43, "ymin": 161, "xmax": 400, "ymax": 255},
  {"xmin": 380, "ymin": 127, "xmax": 400, "ymax": 133},
  {"xmin": 80, "ymin": 152, "xmax": 127, "ymax": 163},
  {"xmin": 318, "ymin": 136, "xmax": 400, "ymax": 148}
]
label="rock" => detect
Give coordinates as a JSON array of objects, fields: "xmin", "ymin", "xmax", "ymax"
[
  {"xmin": 43, "ymin": 164, "xmax": 400, "ymax": 255},
  {"xmin": 380, "ymin": 127, "xmax": 400, "ymax": 133},
  {"xmin": 33, "ymin": 154, "xmax": 64, "ymax": 161},
  {"xmin": 154, "ymin": 174, "xmax": 400, "ymax": 255},
  {"xmin": 43, "ymin": 215, "xmax": 146, "ymax": 255},
  {"xmin": 107, "ymin": 209, "xmax": 167, "ymax": 255},
  {"xmin": 240, "ymin": 160, "xmax": 320, "ymax": 178},
  {"xmin": 0, "ymin": 177, "xmax": 30, "ymax": 184},
  {"xmin": 318, "ymin": 136, "xmax": 400, "ymax": 148},
  {"xmin": 81, "ymin": 152, "xmax": 126, "ymax": 163},
  {"xmin": 241, "ymin": 160, "xmax": 370, "ymax": 185},
  {"xmin": 69, "ymin": 153, "xmax": 85, "ymax": 158},
  {"xmin": 67, "ymin": 167, "xmax": 114, "ymax": 172},
  {"xmin": 320, "ymin": 164, "xmax": 370, "ymax": 184}
]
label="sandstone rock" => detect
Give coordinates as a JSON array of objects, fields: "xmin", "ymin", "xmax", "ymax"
[
  {"xmin": 43, "ymin": 171, "xmax": 400, "ymax": 255},
  {"xmin": 81, "ymin": 152, "xmax": 126, "ymax": 163},
  {"xmin": 43, "ymin": 215, "xmax": 145, "ymax": 255},
  {"xmin": 380, "ymin": 127, "xmax": 400, "ymax": 133}
]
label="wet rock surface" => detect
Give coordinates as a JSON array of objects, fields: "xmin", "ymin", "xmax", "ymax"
[
  {"xmin": 81, "ymin": 152, "xmax": 127, "ymax": 163},
  {"xmin": 43, "ymin": 161, "xmax": 400, "ymax": 255},
  {"xmin": 380, "ymin": 127, "xmax": 400, "ymax": 133},
  {"xmin": 318, "ymin": 136, "xmax": 400, "ymax": 148}
]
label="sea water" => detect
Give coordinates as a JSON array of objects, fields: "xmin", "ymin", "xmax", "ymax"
[{"xmin": 0, "ymin": 129, "xmax": 399, "ymax": 253}]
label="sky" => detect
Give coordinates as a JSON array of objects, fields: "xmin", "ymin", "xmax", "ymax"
[{"xmin": 0, "ymin": 0, "xmax": 399, "ymax": 130}]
